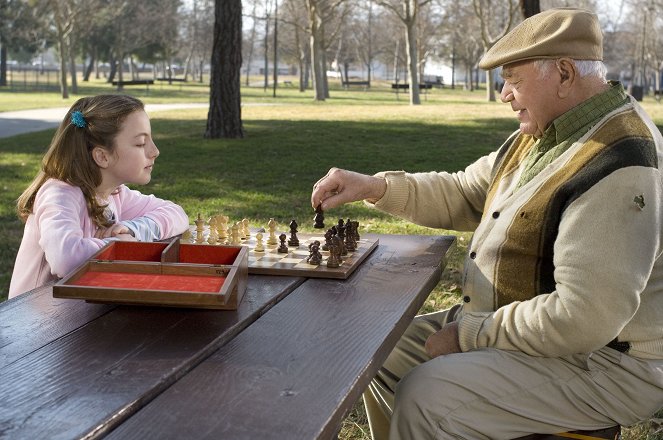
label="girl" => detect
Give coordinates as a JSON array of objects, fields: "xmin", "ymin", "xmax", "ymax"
[{"xmin": 9, "ymin": 95, "xmax": 189, "ymax": 298}]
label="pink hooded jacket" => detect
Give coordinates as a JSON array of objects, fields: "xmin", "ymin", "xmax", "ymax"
[{"xmin": 9, "ymin": 179, "xmax": 189, "ymax": 298}]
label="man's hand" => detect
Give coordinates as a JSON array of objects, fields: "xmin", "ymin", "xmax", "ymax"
[
  {"xmin": 425, "ymin": 322, "xmax": 462, "ymax": 358},
  {"xmin": 311, "ymin": 168, "xmax": 387, "ymax": 211}
]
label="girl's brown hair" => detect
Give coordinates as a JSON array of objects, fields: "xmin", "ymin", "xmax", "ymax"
[{"xmin": 17, "ymin": 94, "xmax": 144, "ymax": 227}]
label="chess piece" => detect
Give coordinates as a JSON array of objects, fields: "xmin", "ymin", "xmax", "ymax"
[
  {"xmin": 231, "ymin": 222, "xmax": 242, "ymax": 245},
  {"xmin": 308, "ymin": 241, "xmax": 322, "ymax": 265},
  {"xmin": 195, "ymin": 213, "xmax": 204, "ymax": 244},
  {"xmin": 217, "ymin": 215, "xmax": 229, "ymax": 242},
  {"xmin": 267, "ymin": 218, "xmax": 278, "ymax": 245},
  {"xmin": 326, "ymin": 236, "xmax": 342, "ymax": 268},
  {"xmin": 241, "ymin": 218, "xmax": 250, "ymax": 239},
  {"xmin": 288, "ymin": 219, "xmax": 299, "ymax": 247},
  {"xmin": 181, "ymin": 228, "xmax": 193, "ymax": 242},
  {"xmin": 337, "ymin": 220, "xmax": 348, "ymax": 256},
  {"xmin": 313, "ymin": 204, "xmax": 325, "ymax": 229},
  {"xmin": 277, "ymin": 233, "xmax": 289, "ymax": 253},
  {"xmin": 254, "ymin": 232, "xmax": 265, "ymax": 252},
  {"xmin": 344, "ymin": 221, "xmax": 356, "ymax": 252},
  {"xmin": 322, "ymin": 229, "xmax": 333, "ymax": 251},
  {"xmin": 207, "ymin": 216, "xmax": 218, "ymax": 245},
  {"xmin": 352, "ymin": 220, "xmax": 360, "ymax": 241}
]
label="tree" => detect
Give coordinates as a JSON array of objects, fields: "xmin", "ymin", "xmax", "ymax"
[
  {"xmin": 473, "ymin": 0, "xmax": 518, "ymax": 102},
  {"xmin": 376, "ymin": 0, "xmax": 433, "ymax": 105},
  {"xmin": 206, "ymin": 0, "xmax": 244, "ymax": 139},
  {"xmin": 305, "ymin": 0, "xmax": 348, "ymax": 101}
]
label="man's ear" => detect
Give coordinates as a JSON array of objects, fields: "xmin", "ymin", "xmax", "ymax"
[
  {"xmin": 91, "ymin": 146, "xmax": 111, "ymax": 168},
  {"xmin": 556, "ymin": 58, "xmax": 576, "ymax": 98}
]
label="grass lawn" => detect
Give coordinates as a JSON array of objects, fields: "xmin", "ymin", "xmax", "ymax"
[{"xmin": 1, "ymin": 82, "xmax": 661, "ymax": 439}]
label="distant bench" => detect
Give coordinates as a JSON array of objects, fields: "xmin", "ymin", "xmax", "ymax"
[
  {"xmin": 391, "ymin": 83, "xmax": 433, "ymax": 90},
  {"xmin": 112, "ymin": 79, "xmax": 154, "ymax": 91},
  {"xmin": 155, "ymin": 78, "xmax": 187, "ymax": 83},
  {"xmin": 343, "ymin": 80, "xmax": 370, "ymax": 89}
]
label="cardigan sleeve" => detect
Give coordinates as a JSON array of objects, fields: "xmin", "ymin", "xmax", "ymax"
[{"xmin": 366, "ymin": 151, "xmax": 498, "ymax": 232}]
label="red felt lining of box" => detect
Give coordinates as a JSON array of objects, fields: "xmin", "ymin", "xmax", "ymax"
[
  {"xmin": 72, "ymin": 271, "xmax": 225, "ymax": 292},
  {"xmin": 96, "ymin": 241, "xmax": 169, "ymax": 262},
  {"xmin": 179, "ymin": 244, "xmax": 240, "ymax": 265}
]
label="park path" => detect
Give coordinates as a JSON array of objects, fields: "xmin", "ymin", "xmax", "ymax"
[{"xmin": 0, "ymin": 103, "xmax": 210, "ymax": 139}]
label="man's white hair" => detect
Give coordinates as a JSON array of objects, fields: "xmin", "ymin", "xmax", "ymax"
[{"xmin": 534, "ymin": 59, "xmax": 607, "ymax": 80}]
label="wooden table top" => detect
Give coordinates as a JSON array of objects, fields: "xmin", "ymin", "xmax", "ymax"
[{"xmin": 0, "ymin": 233, "xmax": 455, "ymax": 440}]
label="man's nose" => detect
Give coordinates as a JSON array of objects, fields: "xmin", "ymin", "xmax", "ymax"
[{"xmin": 500, "ymin": 83, "xmax": 514, "ymax": 103}]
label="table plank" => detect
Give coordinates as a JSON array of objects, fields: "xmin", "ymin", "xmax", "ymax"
[
  {"xmin": 0, "ymin": 275, "xmax": 304, "ymax": 440},
  {"xmin": 0, "ymin": 284, "xmax": 115, "ymax": 369},
  {"xmin": 107, "ymin": 234, "xmax": 455, "ymax": 439}
]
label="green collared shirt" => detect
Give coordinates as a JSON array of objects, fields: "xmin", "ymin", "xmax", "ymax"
[{"xmin": 516, "ymin": 81, "xmax": 628, "ymax": 189}]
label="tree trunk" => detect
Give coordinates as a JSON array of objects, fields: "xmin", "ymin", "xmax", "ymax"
[
  {"xmin": 0, "ymin": 44, "xmax": 7, "ymax": 87},
  {"xmin": 83, "ymin": 52, "xmax": 94, "ymax": 81},
  {"xmin": 307, "ymin": 0, "xmax": 326, "ymax": 101},
  {"xmin": 519, "ymin": 0, "xmax": 540, "ymax": 18},
  {"xmin": 405, "ymin": 20, "xmax": 420, "ymax": 105},
  {"xmin": 485, "ymin": 69, "xmax": 495, "ymax": 101},
  {"xmin": 205, "ymin": 0, "xmax": 244, "ymax": 139},
  {"xmin": 263, "ymin": 11, "xmax": 270, "ymax": 91},
  {"xmin": 245, "ymin": 1, "xmax": 258, "ymax": 86},
  {"xmin": 69, "ymin": 37, "xmax": 78, "ymax": 94},
  {"xmin": 58, "ymin": 37, "xmax": 69, "ymax": 99}
]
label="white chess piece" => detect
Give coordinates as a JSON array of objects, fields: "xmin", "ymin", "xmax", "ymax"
[
  {"xmin": 254, "ymin": 232, "xmax": 265, "ymax": 252},
  {"xmin": 195, "ymin": 213, "xmax": 204, "ymax": 244},
  {"xmin": 267, "ymin": 218, "xmax": 277, "ymax": 245},
  {"xmin": 242, "ymin": 218, "xmax": 250, "ymax": 239},
  {"xmin": 231, "ymin": 222, "xmax": 242, "ymax": 245}
]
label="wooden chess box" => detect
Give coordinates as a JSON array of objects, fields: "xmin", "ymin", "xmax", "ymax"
[{"xmin": 53, "ymin": 240, "xmax": 248, "ymax": 309}]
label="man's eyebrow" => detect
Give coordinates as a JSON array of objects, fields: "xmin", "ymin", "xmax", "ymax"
[{"xmin": 500, "ymin": 69, "xmax": 512, "ymax": 79}]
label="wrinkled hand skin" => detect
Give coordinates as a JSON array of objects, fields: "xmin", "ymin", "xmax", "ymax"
[{"xmin": 425, "ymin": 321, "xmax": 462, "ymax": 358}]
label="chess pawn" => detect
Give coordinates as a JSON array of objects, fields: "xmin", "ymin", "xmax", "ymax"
[
  {"xmin": 353, "ymin": 220, "xmax": 360, "ymax": 241},
  {"xmin": 277, "ymin": 233, "xmax": 289, "ymax": 253},
  {"xmin": 195, "ymin": 213, "xmax": 204, "ymax": 244},
  {"xmin": 231, "ymin": 222, "xmax": 242, "ymax": 245},
  {"xmin": 181, "ymin": 228, "xmax": 193, "ymax": 243},
  {"xmin": 267, "ymin": 218, "xmax": 278, "ymax": 245},
  {"xmin": 254, "ymin": 232, "xmax": 265, "ymax": 253},
  {"xmin": 242, "ymin": 218, "xmax": 250, "ymax": 239}
]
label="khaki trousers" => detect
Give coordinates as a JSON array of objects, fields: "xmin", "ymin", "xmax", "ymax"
[{"xmin": 363, "ymin": 308, "xmax": 663, "ymax": 440}]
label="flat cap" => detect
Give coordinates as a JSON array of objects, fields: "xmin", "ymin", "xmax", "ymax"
[{"xmin": 479, "ymin": 8, "xmax": 603, "ymax": 70}]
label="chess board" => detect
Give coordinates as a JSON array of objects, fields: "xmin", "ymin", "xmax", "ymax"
[{"xmin": 184, "ymin": 229, "xmax": 379, "ymax": 279}]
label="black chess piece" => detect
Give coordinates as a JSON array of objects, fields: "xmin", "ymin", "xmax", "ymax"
[
  {"xmin": 352, "ymin": 220, "xmax": 360, "ymax": 241},
  {"xmin": 322, "ymin": 229, "xmax": 333, "ymax": 251},
  {"xmin": 308, "ymin": 241, "xmax": 322, "ymax": 265},
  {"xmin": 345, "ymin": 221, "xmax": 356, "ymax": 252},
  {"xmin": 277, "ymin": 233, "xmax": 289, "ymax": 253},
  {"xmin": 288, "ymin": 219, "xmax": 300, "ymax": 246},
  {"xmin": 313, "ymin": 204, "xmax": 325, "ymax": 229},
  {"xmin": 326, "ymin": 236, "xmax": 342, "ymax": 268},
  {"xmin": 336, "ymin": 220, "xmax": 347, "ymax": 256}
]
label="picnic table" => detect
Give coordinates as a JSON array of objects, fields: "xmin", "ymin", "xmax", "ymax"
[{"xmin": 0, "ymin": 233, "xmax": 454, "ymax": 439}]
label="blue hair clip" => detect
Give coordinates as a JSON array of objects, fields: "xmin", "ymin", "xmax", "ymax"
[{"xmin": 70, "ymin": 110, "xmax": 87, "ymax": 128}]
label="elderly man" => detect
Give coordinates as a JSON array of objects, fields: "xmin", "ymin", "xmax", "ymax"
[{"xmin": 310, "ymin": 8, "xmax": 663, "ymax": 440}]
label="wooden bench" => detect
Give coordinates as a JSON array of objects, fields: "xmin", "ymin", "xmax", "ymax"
[
  {"xmin": 111, "ymin": 79, "xmax": 154, "ymax": 91},
  {"xmin": 343, "ymin": 80, "xmax": 370, "ymax": 89},
  {"xmin": 155, "ymin": 77, "xmax": 187, "ymax": 83},
  {"xmin": 391, "ymin": 83, "xmax": 433, "ymax": 90}
]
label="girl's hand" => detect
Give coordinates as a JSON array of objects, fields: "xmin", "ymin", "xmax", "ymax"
[{"xmin": 95, "ymin": 223, "xmax": 135, "ymax": 239}]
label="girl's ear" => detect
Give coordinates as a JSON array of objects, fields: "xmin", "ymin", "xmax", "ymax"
[{"xmin": 91, "ymin": 146, "xmax": 111, "ymax": 168}]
